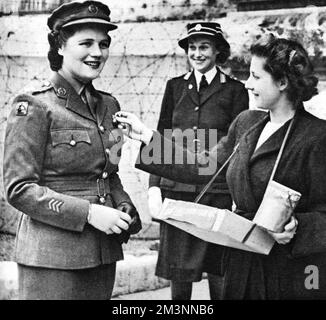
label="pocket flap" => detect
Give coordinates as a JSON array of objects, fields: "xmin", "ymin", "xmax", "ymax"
[{"xmin": 51, "ymin": 129, "xmax": 91, "ymax": 147}]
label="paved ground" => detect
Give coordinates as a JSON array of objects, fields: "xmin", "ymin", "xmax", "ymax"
[{"xmin": 114, "ymin": 279, "xmax": 210, "ymax": 300}]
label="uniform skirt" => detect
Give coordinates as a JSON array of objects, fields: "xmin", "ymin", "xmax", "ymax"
[
  {"xmin": 155, "ymin": 191, "xmax": 232, "ymax": 282},
  {"xmin": 18, "ymin": 263, "xmax": 116, "ymax": 300}
]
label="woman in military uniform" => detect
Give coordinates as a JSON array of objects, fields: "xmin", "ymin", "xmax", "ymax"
[
  {"xmin": 3, "ymin": 1, "xmax": 141, "ymax": 300},
  {"xmin": 147, "ymin": 22, "xmax": 248, "ymax": 299}
]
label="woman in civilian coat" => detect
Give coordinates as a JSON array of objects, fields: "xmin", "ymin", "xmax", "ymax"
[
  {"xmin": 148, "ymin": 22, "xmax": 248, "ymax": 300},
  {"xmin": 3, "ymin": 1, "xmax": 141, "ymax": 300},
  {"xmin": 116, "ymin": 35, "xmax": 326, "ymax": 299}
]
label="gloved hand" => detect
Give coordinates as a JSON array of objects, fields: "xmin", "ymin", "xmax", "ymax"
[
  {"xmin": 116, "ymin": 202, "xmax": 142, "ymax": 244},
  {"xmin": 147, "ymin": 186, "xmax": 163, "ymax": 219},
  {"xmin": 114, "ymin": 111, "xmax": 153, "ymax": 144},
  {"xmin": 87, "ymin": 203, "xmax": 131, "ymax": 235}
]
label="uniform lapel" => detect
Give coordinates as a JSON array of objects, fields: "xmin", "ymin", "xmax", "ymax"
[
  {"xmin": 185, "ymin": 71, "xmax": 199, "ymax": 106},
  {"xmin": 50, "ymin": 73, "xmax": 95, "ymax": 122},
  {"xmin": 88, "ymin": 84, "xmax": 108, "ymax": 126}
]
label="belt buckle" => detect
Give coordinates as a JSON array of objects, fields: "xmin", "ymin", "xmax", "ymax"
[{"xmin": 97, "ymin": 178, "xmax": 107, "ymax": 204}]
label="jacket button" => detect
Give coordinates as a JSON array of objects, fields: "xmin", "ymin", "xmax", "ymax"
[
  {"xmin": 102, "ymin": 171, "xmax": 108, "ymax": 179},
  {"xmin": 99, "ymin": 125, "xmax": 105, "ymax": 133},
  {"xmin": 57, "ymin": 87, "xmax": 67, "ymax": 96},
  {"xmin": 99, "ymin": 197, "xmax": 106, "ymax": 204},
  {"xmin": 194, "ymin": 106, "xmax": 199, "ymax": 112},
  {"xmin": 69, "ymin": 140, "xmax": 76, "ymax": 146},
  {"xmin": 193, "ymin": 126, "xmax": 198, "ymax": 130},
  {"xmin": 105, "ymin": 148, "xmax": 110, "ymax": 155}
]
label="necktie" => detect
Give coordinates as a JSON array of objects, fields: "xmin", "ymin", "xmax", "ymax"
[
  {"xmin": 81, "ymin": 84, "xmax": 97, "ymax": 119},
  {"xmin": 199, "ymin": 75, "xmax": 208, "ymax": 93}
]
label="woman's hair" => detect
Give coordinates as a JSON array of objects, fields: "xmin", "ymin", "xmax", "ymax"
[
  {"xmin": 250, "ymin": 34, "xmax": 318, "ymax": 106},
  {"xmin": 185, "ymin": 35, "xmax": 231, "ymax": 65},
  {"xmin": 47, "ymin": 23, "xmax": 111, "ymax": 71}
]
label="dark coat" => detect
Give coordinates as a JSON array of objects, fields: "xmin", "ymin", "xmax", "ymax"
[
  {"xmin": 149, "ymin": 69, "xmax": 248, "ymax": 281},
  {"xmin": 137, "ymin": 107, "xmax": 326, "ymax": 299},
  {"xmin": 3, "ymin": 72, "xmax": 139, "ymax": 270},
  {"xmin": 149, "ymin": 68, "xmax": 249, "ymax": 193}
]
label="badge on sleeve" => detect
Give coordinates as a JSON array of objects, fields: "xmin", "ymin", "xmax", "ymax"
[{"xmin": 15, "ymin": 101, "xmax": 29, "ymax": 116}]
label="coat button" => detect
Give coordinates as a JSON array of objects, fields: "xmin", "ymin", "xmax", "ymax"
[
  {"xmin": 57, "ymin": 87, "xmax": 67, "ymax": 96},
  {"xmin": 193, "ymin": 126, "xmax": 198, "ymax": 130},
  {"xmin": 99, "ymin": 125, "xmax": 105, "ymax": 133},
  {"xmin": 105, "ymin": 148, "xmax": 110, "ymax": 155},
  {"xmin": 69, "ymin": 140, "xmax": 76, "ymax": 146},
  {"xmin": 102, "ymin": 171, "xmax": 108, "ymax": 179},
  {"xmin": 99, "ymin": 197, "xmax": 106, "ymax": 204},
  {"xmin": 194, "ymin": 106, "xmax": 199, "ymax": 112},
  {"xmin": 188, "ymin": 84, "xmax": 193, "ymax": 89}
]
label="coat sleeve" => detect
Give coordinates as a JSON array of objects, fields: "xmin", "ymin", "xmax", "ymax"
[
  {"xmin": 136, "ymin": 109, "xmax": 239, "ymax": 184},
  {"xmin": 290, "ymin": 134, "xmax": 326, "ymax": 257},
  {"xmin": 148, "ymin": 79, "xmax": 175, "ymax": 188},
  {"xmin": 109, "ymin": 171, "xmax": 132, "ymax": 207},
  {"xmin": 3, "ymin": 94, "xmax": 90, "ymax": 232}
]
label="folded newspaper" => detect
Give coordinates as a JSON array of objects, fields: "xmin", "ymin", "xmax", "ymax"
[{"xmin": 157, "ymin": 198, "xmax": 275, "ymax": 255}]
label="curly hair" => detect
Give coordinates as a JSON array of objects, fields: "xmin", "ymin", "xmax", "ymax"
[
  {"xmin": 250, "ymin": 34, "xmax": 318, "ymax": 106},
  {"xmin": 47, "ymin": 23, "xmax": 111, "ymax": 71}
]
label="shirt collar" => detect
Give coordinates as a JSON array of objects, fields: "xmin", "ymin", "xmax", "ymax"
[{"xmin": 194, "ymin": 67, "xmax": 217, "ymax": 90}]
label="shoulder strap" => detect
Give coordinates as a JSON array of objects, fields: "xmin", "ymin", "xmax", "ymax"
[
  {"xmin": 268, "ymin": 118, "xmax": 294, "ymax": 183},
  {"xmin": 194, "ymin": 117, "xmax": 294, "ymax": 204},
  {"xmin": 195, "ymin": 144, "xmax": 239, "ymax": 203}
]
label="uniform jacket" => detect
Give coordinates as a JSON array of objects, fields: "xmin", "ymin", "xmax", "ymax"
[
  {"xmin": 137, "ymin": 107, "xmax": 326, "ymax": 299},
  {"xmin": 149, "ymin": 68, "xmax": 248, "ymax": 194},
  {"xmin": 3, "ymin": 72, "xmax": 136, "ymax": 269}
]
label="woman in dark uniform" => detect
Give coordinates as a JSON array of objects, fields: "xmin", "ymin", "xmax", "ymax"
[
  {"xmin": 116, "ymin": 35, "xmax": 326, "ymax": 299},
  {"xmin": 148, "ymin": 22, "xmax": 248, "ymax": 299},
  {"xmin": 3, "ymin": 1, "xmax": 141, "ymax": 300}
]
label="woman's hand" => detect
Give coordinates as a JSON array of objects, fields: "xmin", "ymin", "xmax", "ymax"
[
  {"xmin": 114, "ymin": 111, "xmax": 153, "ymax": 144},
  {"xmin": 87, "ymin": 203, "xmax": 132, "ymax": 235},
  {"xmin": 147, "ymin": 187, "xmax": 163, "ymax": 219},
  {"xmin": 267, "ymin": 215, "xmax": 298, "ymax": 245}
]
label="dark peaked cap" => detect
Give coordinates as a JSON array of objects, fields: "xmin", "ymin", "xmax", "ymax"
[
  {"xmin": 47, "ymin": 0, "xmax": 117, "ymax": 32},
  {"xmin": 178, "ymin": 22, "xmax": 230, "ymax": 51}
]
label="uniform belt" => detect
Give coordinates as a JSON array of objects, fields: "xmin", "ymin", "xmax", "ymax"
[{"xmin": 41, "ymin": 179, "xmax": 111, "ymax": 202}]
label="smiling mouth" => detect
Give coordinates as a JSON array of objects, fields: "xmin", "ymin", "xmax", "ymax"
[{"xmin": 84, "ymin": 61, "xmax": 101, "ymax": 69}]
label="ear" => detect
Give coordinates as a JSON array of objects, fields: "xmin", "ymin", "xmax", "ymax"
[{"xmin": 278, "ymin": 77, "xmax": 288, "ymax": 92}]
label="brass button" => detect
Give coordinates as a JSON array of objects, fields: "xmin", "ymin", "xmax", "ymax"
[
  {"xmin": 99, "ymin": 125, "xmax": 105, "ymax": 133},
  {"xmin": 57, "ymin": 87, "xmax": 67, "ymax": 96},
  {"xmin": 102, "ymin": 171, "xmax": 108, "ymax": 179},
  {"xmin": 193, "ymin": 126, "xmax": 198, "ymax": 130},
  {"xmin": 105, "ymin": 148, "xmax": 110, "ymax": 155},
  {"xmin": 69, "ymin": 140, "xmax": 76, "ymax": 146},
  {"xmin": 99, "ymin": 197, "xmax": 106, "ymax": 204},
  {"xmin": 194, "ymin": 106, "xmax": 199, "ymax": 112}
]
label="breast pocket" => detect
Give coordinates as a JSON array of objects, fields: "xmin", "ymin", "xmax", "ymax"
[
  {"xmin": 50, "ymin": 128, "xmax": 92, "ymax": 172},
  {"xmin": 51, "ymin": 128, "xmax": 91, "ymax": 147}
]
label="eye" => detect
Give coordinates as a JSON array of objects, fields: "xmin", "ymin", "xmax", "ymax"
[
  {"xmin": 100, "ymin": 40, "xmax": 110, "ymax": 49},
  {"xmin": 188, "ymin": 45, "xmax": 196, "ymax": 51},
  {"xmin": 80, "ymin": 41, "xmax": 92, "ymax": 47}
]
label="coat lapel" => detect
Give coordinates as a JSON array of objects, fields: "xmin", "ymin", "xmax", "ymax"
[
  {"xmin": 184, "ymin": 72, "xmax": 199, "ymax": 106},
  {"xmin": 235, "ymin": 113, "xmax": 269, "ymax": 210},
  {"xmin": 89, "ymin": 84, "xmax": 108, "ymax": 126},
  {"xmin": 50, "ymin": 73, "xmax": 95, "ymax": 122}
]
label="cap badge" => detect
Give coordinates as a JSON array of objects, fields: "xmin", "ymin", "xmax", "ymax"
[
  {"xmin": 16, "ymin": 101, "xmax": 29, "ymax": 116},
  {"xmin": 195, "ymin": 24, "xmax": 202, "ymax": 31},
  {"xmin": 88, "ymin": 4, "xmax": 98, "ymax": 14}
]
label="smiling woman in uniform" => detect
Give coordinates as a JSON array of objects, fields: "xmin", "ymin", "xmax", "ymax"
[{"xmin": 3, "ymin": 1, "xmax": 141, "ymax": 300}]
